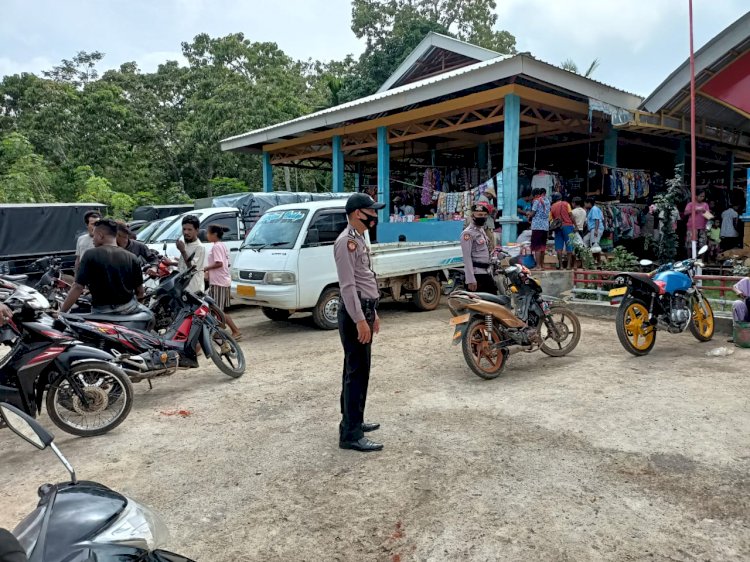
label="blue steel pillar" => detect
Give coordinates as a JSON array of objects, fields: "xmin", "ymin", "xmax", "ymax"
[
  {"xmin": 332, "ymin": 136, "xmax": 344, "ymax": 193},
  {"xmin": 501, "ymin": 93, "xmax": 520, "ymax": 246},
  {"xmin": 604, "ymin": 127, "xmax": 618, "ymax": 167},
  {"xmin": 262, "ymin": 152, "xmax": 273, "ymax": 192},
  {"xmin": 377, "ymin": 126, "xmax": 390, "ymax": 223}
]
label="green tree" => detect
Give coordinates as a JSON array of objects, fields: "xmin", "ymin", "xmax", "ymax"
[
  {"xmin": 207, "ymin": 176, "xmax": 250, "ymax": 197},
  {"xmin": 75, "ymin": 165, "xmax": 135, "ymax": 219},
  {"xmin": 0, "ymin": 132, "xmax": 54, "ymax": 203}
]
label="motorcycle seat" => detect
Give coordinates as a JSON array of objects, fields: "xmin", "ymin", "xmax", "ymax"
[
  {"xmin": 0, "ymin": 274, "xmax": 28, "ymax": 283},
  {"xmin": 72, "ymin": 305, "xmax": 155, "ymax": 330},
  {"xmin": 473, "ymin": 292, "xmax": 511, "ymax": 306}
]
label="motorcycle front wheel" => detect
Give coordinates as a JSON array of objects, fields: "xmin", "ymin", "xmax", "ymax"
[
  {"xmin": 539, "ymin": 305, "xmax": 581, "ymax": 357},
  {"xmin": 461, "ymin": 318, "xmax": 507, "ymax": 379},
  {"xmin": 689, "ymin": 295, "xmax": 714, "ymax": 342},
  {"xmin": 616, "ymin": 297, "xmax": 657, "ymax": 356},
  {"xmin": 45, "ymin": 362, "xmax": 133, "ymax": 437},
  {"xmin": 205, "ymin": 326, "xmax": 245, "ymax": 378}
]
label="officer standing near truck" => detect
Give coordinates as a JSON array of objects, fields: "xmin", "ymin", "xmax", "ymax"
[
  {"xmin": 460, "ymin": 203, "xmax": 497, "ymax": 294},
  {"xmin": 334, "ymin": 193, "xmax": 385, "ymax": 452}
]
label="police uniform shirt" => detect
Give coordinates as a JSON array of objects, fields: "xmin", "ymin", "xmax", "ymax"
[
  {"xmin": 460, "ymin": 223, "xmax": 491, "ymax": 285},
  {"xmin": 334, "ymin": 227, "xmax": 379, "ymax": 323}
]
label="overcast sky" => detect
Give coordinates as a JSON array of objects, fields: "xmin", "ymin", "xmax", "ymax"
[{"xmin": 1, "ymin": 0, "xmax": 747, "ymax": 98}]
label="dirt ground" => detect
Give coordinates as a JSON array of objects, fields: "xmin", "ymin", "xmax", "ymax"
[{"xmin": 1, "ymin": 302, "xmax": 748, "ymax": 561}]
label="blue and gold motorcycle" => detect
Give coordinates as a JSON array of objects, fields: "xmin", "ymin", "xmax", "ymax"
[{"xmin": 608, "ymin": 245, "xmax": 714, "ymax": 356}]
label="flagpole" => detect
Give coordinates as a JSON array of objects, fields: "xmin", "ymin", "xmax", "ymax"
[{"xmin": 689, "ymin": 0, "xmax": 697, "ymax": 259}]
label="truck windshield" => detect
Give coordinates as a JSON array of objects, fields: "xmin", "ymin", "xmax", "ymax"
[{"xmin": 242, "ymin": 209, "xmax": 308, "ymax": 250}]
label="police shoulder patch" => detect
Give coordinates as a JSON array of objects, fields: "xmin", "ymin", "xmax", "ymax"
[
  {"xmin": 463, "ymin": 233, "xmax": 471, "ymax": 241},
  {"xmin": 347, "ymin": 240, "xmax": 357, "ymax": 252}
]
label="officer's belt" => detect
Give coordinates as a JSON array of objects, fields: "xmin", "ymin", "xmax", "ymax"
[
  {"xmin": 357, "ymin": 292, "xmax": 379, "ymax": 309},
  {"xmin": 472, "ymin": 261, "xmax": 490, "ymax": 269}
]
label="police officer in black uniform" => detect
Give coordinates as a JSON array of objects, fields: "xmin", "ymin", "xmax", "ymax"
[{"xmin": 334, "ymin": 193, "xmax": 385, "ymax": 452}]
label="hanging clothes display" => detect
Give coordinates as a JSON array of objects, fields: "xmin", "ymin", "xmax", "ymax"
[
  {"xmin": 601, "ymin": 165, "xmax": 652, "ymax": 201},
  {"xmin": 531, "ymin": 171, "xmax": 555, "ymax": 194}
]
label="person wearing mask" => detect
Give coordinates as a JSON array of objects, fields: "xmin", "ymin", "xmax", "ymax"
[
  {"xmin": 176, "ymin": 215, "xmax": 206, "ymax": 295},
  {"xmin": 61, "ymin": 218, "xmax": 145, "ymax": 314},
  {"xmin": 116, "ymin": 223, "xmax": 158, "ymax": 265},
  {"xmin": 720, "ymin": 203, "xmax": 741, "ymax": 251},
  {"xmin": 683, "ymin": 190, "xmax": 709, "ymax": 252},
  {"xmin": 528, "ymin": 188, "xmax": 550, "ymax": 271},
  {"xmin": 204, "ymin": 224, "xmax": 242, "ymax": 340},
  {"xmin": 460, "ymin": 204, "xmax": 495, "ymax": 294},
  {"xmin": 334, "ymin": 193, "xmax": 385, "ymax": 452},
  {"xmin": 75, "ymin": 210, "xmax": 102, "ymax": 271},
  {"xmin": 550, "ymin": 193, "xmax": 576, "ymax": 269}
]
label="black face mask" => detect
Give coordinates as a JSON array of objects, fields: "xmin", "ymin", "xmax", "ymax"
[
  {"xmin": 473, "ymin": 217, "xmax": 487, "ymax": 227},
  {"xmin": 361, "ymin": 212, "xmax": 378, "ymax": 230}
]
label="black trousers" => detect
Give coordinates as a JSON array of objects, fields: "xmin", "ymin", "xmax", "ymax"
[
  {"xmin": 473, "ymin": 273, "xmax": 498, "ymax": 295},
  {"xmin": 338, "ymin": 302, "xmax": 377, "ymax": 442}
]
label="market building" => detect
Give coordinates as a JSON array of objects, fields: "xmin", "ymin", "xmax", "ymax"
[{"xmin": 221, "ymin": 12, "xmax": 750, "ymax": 251}]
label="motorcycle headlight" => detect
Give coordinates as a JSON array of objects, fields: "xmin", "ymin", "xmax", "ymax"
[
  {"xmin": 91, "ymin": 498, "xmax": 170, "ymax": 550},
  {"xmin": 265, "ymin": 271, "xmax": 296, "ymax": 285}
]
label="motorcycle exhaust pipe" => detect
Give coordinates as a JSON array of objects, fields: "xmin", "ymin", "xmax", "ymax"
[{"xmin": 507, "ymin": 345, "xmax": 533, "ymax": 355}]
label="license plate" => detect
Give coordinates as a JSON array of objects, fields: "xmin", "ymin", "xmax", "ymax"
[
  {"xmin": 237, "ymin": 285, "xmax": 256, "ymax": 297},
  {"xmin": 608, "ymin": 287, "xmax": 627, "ymax": 297},
  {"xmin": 449, "ymin": 313, "xmax": 470, "ymax": 326}
]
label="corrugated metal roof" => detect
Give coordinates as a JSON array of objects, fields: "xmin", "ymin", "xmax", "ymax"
[{"xmin": 220, "ymin": 53, "xmax": 643, "ymax": 152}]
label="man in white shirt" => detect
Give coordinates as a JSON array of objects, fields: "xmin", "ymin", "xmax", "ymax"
[
  {"xmin": 75, "ymin": 210, "xmax": 102, "ymax": 271},
  {"xmin": 176, "ymin": 215, "xmax": 206, "ymax": 294},
  {"xmin": 720, "ymin": 204, "xmax": 741, "ymax": 251}
]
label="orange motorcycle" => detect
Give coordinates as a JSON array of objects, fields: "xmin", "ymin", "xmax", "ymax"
[{"xmin": 448, "ymin": 264, "xmax": 580, "ymax": 379}]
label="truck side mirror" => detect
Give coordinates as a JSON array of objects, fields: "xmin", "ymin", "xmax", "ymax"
[{"xmin": 304, "ymin": 228, "xmax": 320, "ymax": 247}]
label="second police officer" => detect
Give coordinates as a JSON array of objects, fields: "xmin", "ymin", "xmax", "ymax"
[{"xmin": 460, "ymin": 203, "xmax": 498, "ymax": 294}]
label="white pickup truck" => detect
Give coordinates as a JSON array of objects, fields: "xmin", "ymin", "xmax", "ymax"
[{"xmin": 230, "ymin": 200, "xmax": 463, "ymax": 329}]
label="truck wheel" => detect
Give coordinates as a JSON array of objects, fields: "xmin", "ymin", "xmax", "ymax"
[
  {"xmin": 313, "ymin": 288, "xmax": 340, "ymax": 330},
  {"xmin": 413, "ymin": 276, "xmax": 441, "ymax": 311},
  {"xmin": 261, "ymin": 307, "xmax": 291, "ymax": 322}
]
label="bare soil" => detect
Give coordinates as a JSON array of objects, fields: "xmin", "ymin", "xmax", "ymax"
[{"xmin": 1, "ymin": 303, "xmax": 748, "ymax": 561}]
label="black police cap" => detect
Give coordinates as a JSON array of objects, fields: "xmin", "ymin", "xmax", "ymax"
[{"xmin": 346, "ymin": 193, "xmax": 386, "ymax": 214}]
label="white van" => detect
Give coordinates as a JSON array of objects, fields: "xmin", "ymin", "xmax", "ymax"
[
  {"xmin": 230, "ymin": 200, "xmax": 463, "ymax": 329},
  {"xmin": 146, "ymin": 207, "xmax": 244, "ymax": 266}
]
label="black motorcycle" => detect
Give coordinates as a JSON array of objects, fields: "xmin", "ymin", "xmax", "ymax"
[
  {"xmin": 0, "ymin": 279, "xmax": 132, "ymax": 437},
  {"xmin": 28, "ymin": 257, "xmax": 90, "ymax": 312},
  {"xmin": 1, "ymin": 402, "xmax": 194, "ymax": 561}
]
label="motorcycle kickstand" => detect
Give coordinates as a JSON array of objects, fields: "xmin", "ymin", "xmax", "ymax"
[{"xmin": 147, "ymin": 378, "xmax": 153, "ymax": 390}]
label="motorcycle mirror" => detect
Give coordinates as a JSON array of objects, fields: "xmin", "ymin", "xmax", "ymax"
[
  {"xmin": 639, "ymin": 259, "xmax": 653, "ymax": 267},
  {"xmin": 0, "ymin": 402, "xmax": 77, "ymax": 483},
  {"xmin": 0, "ymin": 402, "xmax": 53, "ymax": 450},
  {"xmin": 698, "ymin": 245, "xmax": 708, "ymax": 256}
]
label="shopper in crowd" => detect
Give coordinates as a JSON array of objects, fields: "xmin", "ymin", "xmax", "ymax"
[
  {"xmin": 584, "ymin": 197, "xmax": 604, "ymax": 264},
  {"xmin": 517, "ymin": 190, "xmax": 533, "ymax": 234},
  {"xmin": 731, "ymin": 277, "xmax": 750, "ymax": 328},
  {"xmin": 392, "ymin": 196, "xmax": 415, "ymax": 217},
  {"xmin": 116, "ymin": 222, "xmax": 158, "ymax": 265},
  {"xmin": 720, "ymin": 202, "xmax": 741, "ymax": 251},
  {"xmin": 75, "ymin": 210, "xmax": 102, "ymax": 271},
  {"xmin": 528, "ymin": 188, "xmax": 550, "ymax": 271},
  {"xmin": 571, "ymin": 197, "xmax": 586, "ymax": 242},
  {"xmin": 204, "ymin": 224, "xmax": 242, "ymax": 340},
  {"xmin": 707, "ymin": 220, "xmax": 721, "ymax": 262},
  {"xmin": 683, "ymin": 189, "xmax": 709, "ymax": 252},
  {"xmin": 550, "ymin": 193, "xmax": 575, "ymax": 269}
]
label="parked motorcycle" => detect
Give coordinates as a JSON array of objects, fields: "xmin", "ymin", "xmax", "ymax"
[
  {"xmin": 28, "ymin": 257, "xmax": 90, "ymax": 312},
  {"xmin": 448, "ymin": 262, "xmax": 580, "ymax": 379},
  {"xmin": 0, "ymin": 402, "xmax": 194, "ymax": 561},
  {"xmin": 608, "ymin": 245, "xmax": 714, "ymax": 356},
  {"xmin": 58, "ymin": 265, "xmax": 244, "ymax": 382},
  {"xmin": 0, "ymin": 280, "xmax": 132, "ymax": 437}
]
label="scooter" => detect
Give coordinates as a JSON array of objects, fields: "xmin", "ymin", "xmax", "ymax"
[
  {"xmin": 448, "ymin": 261, "xmax": 580, "ymax": 379},
  {"xmin": 608, "ymin": 244, "xmax": 715, "ymax": 356},
  {"xmin": 0, "ymin": 279, "xmax": 132, "ymax": 437},
  {"xmin": 1, "ymin": 402, "xmax": 194, "ymax": 561}
]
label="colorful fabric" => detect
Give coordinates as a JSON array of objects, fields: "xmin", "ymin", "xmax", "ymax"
[{"xmin": 531, "ymin": 197, "xmax": 550, "ymax": 230}]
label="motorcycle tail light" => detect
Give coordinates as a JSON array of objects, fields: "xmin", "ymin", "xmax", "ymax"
[
  {"xmin": 195, "ymin": 305, "xmax": 210, "ymax": 318},
  {"xmin": 654, "ymin": 280, "xmax": 667, "ymax": 294}
]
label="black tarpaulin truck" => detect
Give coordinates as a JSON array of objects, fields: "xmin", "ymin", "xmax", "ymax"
[{"xmin": 0, "ymin": 203, "xmax": 105, "ymax": 275}]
